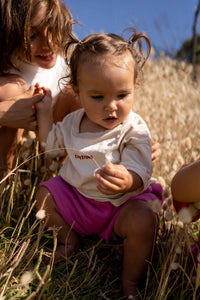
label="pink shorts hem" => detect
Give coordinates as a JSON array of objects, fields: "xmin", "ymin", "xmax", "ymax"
[{"xmin": 40, "ymin": 176, "xmax": 163, "ymax": 242}]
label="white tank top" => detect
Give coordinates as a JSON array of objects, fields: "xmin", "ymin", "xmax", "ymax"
[{"xmin": 10, "ymin": 55, "xmax": 68, "ymax": 106}]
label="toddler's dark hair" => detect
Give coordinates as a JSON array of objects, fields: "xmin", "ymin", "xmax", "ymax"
[{"xmin": 65, "ymin": 28, "xmax": 151, "ymax": 88}]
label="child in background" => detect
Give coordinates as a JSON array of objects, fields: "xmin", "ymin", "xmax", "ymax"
[
  {"xmin": 35, "ymin": 29, "xmax": 163, "ymax": 299},
  {"xmin": 171, "ymin": 160, "xmax": 200, "ymax": 221},
  {"xmin": 0, "ymin": 0, "xmax": 81, "ymax": 179},
  {"xmin": 171, "ymin": 160, "xmax": 200, "ymax": 265}
]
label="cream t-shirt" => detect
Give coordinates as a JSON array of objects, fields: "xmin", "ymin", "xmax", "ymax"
[{"xmin": 45, "ymin": 108, "xmax": 153, "ymax": 206}]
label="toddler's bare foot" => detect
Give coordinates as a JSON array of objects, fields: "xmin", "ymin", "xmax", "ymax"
[
  {"xmin": 123, "ymin": 279, "xmax": 140, "ymax": 299},
  {"xmin": 42, "ymin": 244, "xmax": 66, "ymax": 265},
  {"xmin": 43, "ymin": 242, "xmax": 78, "ymax": 265},
  {"xmin": 125, "ymin": 295, "xmax": 139, "ymax": 300},
  {"xmin": 54, "ymin": 244, "xmax": 67, "ymax": 262}
]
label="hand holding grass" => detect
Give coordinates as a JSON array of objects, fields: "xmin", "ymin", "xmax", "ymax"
[{"xmin": 95, "ymin": 162, "xmax": 142, "ymax": 195}]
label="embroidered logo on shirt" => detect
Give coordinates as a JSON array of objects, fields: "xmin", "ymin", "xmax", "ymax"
[{"xmin": 75, "ymin": 154, "xmax": 94, "ymax": 160}]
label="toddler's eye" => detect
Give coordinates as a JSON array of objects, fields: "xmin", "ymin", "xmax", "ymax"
[
  {"xmin": 118, "ymin": 94, "xmax": 127, "ymax": 99},
  {"xmin": 91, "ymin": 95, "xmax": 104, "ymax": 100}
]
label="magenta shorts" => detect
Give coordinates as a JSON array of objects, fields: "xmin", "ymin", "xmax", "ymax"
[{"xmin": 40, "ymin": 176, "xmax": 163, "ymax": 243}]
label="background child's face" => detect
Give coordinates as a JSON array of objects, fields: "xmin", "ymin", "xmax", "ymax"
[
  {"xmin": 76, "ymin": 53, "xmax": 135, "ymax": 131},
  {"xmin": 30, "ymin": 5, "xmax": 57, "ymax": 69}
]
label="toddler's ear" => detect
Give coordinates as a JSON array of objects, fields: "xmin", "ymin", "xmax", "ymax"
[
  {"xmin": 73, "ymin": 87, "xmax": 80, "ymax": 100},
  {"xmin": 73, "ymin": 85, "xmax": 79, "ymax": 94}
]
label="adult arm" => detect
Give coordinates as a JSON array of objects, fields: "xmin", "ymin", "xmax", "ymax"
[
  {"xmin": 0, "ymin": 86, "xmax": 44, "ymax": 130},
  {"xmin": 171, "ymin": 160, "xmax": 200, "ymax": 203}
]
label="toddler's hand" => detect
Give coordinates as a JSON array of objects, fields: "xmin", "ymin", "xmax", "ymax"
[
  {"xmin": 95, "ymin": 162, "xmax": 134, "ymax": 195},
  {"xmin": 35, "ymin": 88, "xmax": 53, "ymax": 128},
  {"xmin": 35, "ymin": 88, "xmax": 52, "ymax": 113},
  {"xmin": 34, "ymin": 83, "xmax": 45, "ymax": 95},
  {"xmin": 35, "ymin": 88, "xmax": 53, "ymax": 145}
]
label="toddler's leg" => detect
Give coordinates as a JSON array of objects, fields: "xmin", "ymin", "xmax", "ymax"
[
  {"xmin": 114, "ymin": 200, "xmax": 157, "ymax": 299},
  {"xmin": 36, "ymin": 186, "xmax": 79, "ymax": 261}
]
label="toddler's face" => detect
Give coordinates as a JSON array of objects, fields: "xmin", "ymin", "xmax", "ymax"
[
  {"xmin": 76, "ymin": 53, "xmax": 135, "ymax": 131},
  {"xmin": 29, "ymin": 5, "xmax": 57, "ymax": 69}
]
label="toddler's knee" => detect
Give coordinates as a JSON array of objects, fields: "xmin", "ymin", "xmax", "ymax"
[
  {"xmin": 35, "ymin": 186, "xmax": 52, "ymax": 211},
  {"xmin": 140, "ymin": 207, "xmax": 157, "ymax": 236},
  {"xmin": 129, "ymin": 205, "xmax": 156, "ymax": 238}
]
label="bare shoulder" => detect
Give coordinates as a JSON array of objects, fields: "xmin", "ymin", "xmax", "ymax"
[{"xmin": 53, "ymin": 86, "xmax": 82, "ymax": 123}]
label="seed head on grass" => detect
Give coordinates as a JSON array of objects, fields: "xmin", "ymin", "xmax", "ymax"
[
  {"xmin": 20, "ymin": 271, "xmax": 33, "ymax": 288},
  {"xmin": 36, "ymin": 209, "xmax": 46, "ymax": 220},
  {"xmin": 163, "ymin": 187, "xmax": 170, "ymax": 198},
  {"xmin": 183, "ymin": 137, "xmax": 192, "ymax": 150},
  {"xmin": 164, "ymin": 211, "xmax": 174, "ymax": 221},
  {"xmin": 177, "ymin": 207, "xmax": 196, "ymax": 224},
  {"xmin": 149, "ymin": 199, "xmax": 162, "ymax": 213},
  {"xmin": 28, "ymin": 131, "xmax": 36, "ymax": 139},
  {"xmin": 170, "ymin": 262, "xmax": 179, "ymax": 270},
  {"xmin": 24, "ymin": 179, "xmax": 31, "ymax": 186},
  {"xmin": 177, "ymin": 154, "xmax": 185, "ymax": 165},
  {"xmin": 175, "ymin": 246, "xmax": 182, "ymax": 254}
]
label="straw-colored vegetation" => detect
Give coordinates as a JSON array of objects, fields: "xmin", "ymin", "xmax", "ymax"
[{"xmin": 1, "ymin": 55, "xmax": 200, "ymax": 299}]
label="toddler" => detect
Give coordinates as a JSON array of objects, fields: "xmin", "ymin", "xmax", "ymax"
[{"xmin": 36, "ymin": 30, "xmax": 163, "ymax": 299}]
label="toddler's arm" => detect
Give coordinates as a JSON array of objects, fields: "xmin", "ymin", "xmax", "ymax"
[
  {"xmin": 35, "ymin": 88, "xmax": 53, "ymax": 147},
  {"xmin": 171, "ymin": 160, "xmax": 200, "ymax": 203}
]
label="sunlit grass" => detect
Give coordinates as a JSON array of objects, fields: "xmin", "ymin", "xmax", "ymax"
[{"xmin": 0, "ymin": 56, "xmax": 200, "ymax": 299}]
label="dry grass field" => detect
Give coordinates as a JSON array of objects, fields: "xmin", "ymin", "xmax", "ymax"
[{"xmin": 0, "ymin": 55, "xmax": 200, "ymax": 299}]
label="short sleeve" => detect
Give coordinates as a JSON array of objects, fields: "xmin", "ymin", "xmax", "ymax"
[{"xmin": 45, "ymin": 123, "xmax": 67, "ymax": 158}]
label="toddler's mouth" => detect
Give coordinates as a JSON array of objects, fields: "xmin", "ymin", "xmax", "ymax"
[
  {"xmin": 103, "ymin": 116, "xmax": 118, "ymax": 125},
  {"xmin": 105, "ymin": 115, "xmax": 117, "ymax": 120}
]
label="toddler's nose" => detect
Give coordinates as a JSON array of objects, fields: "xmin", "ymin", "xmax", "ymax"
[{"xmin": 105, "ymin": 100, "xmax": 117, "ymax": 111}]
